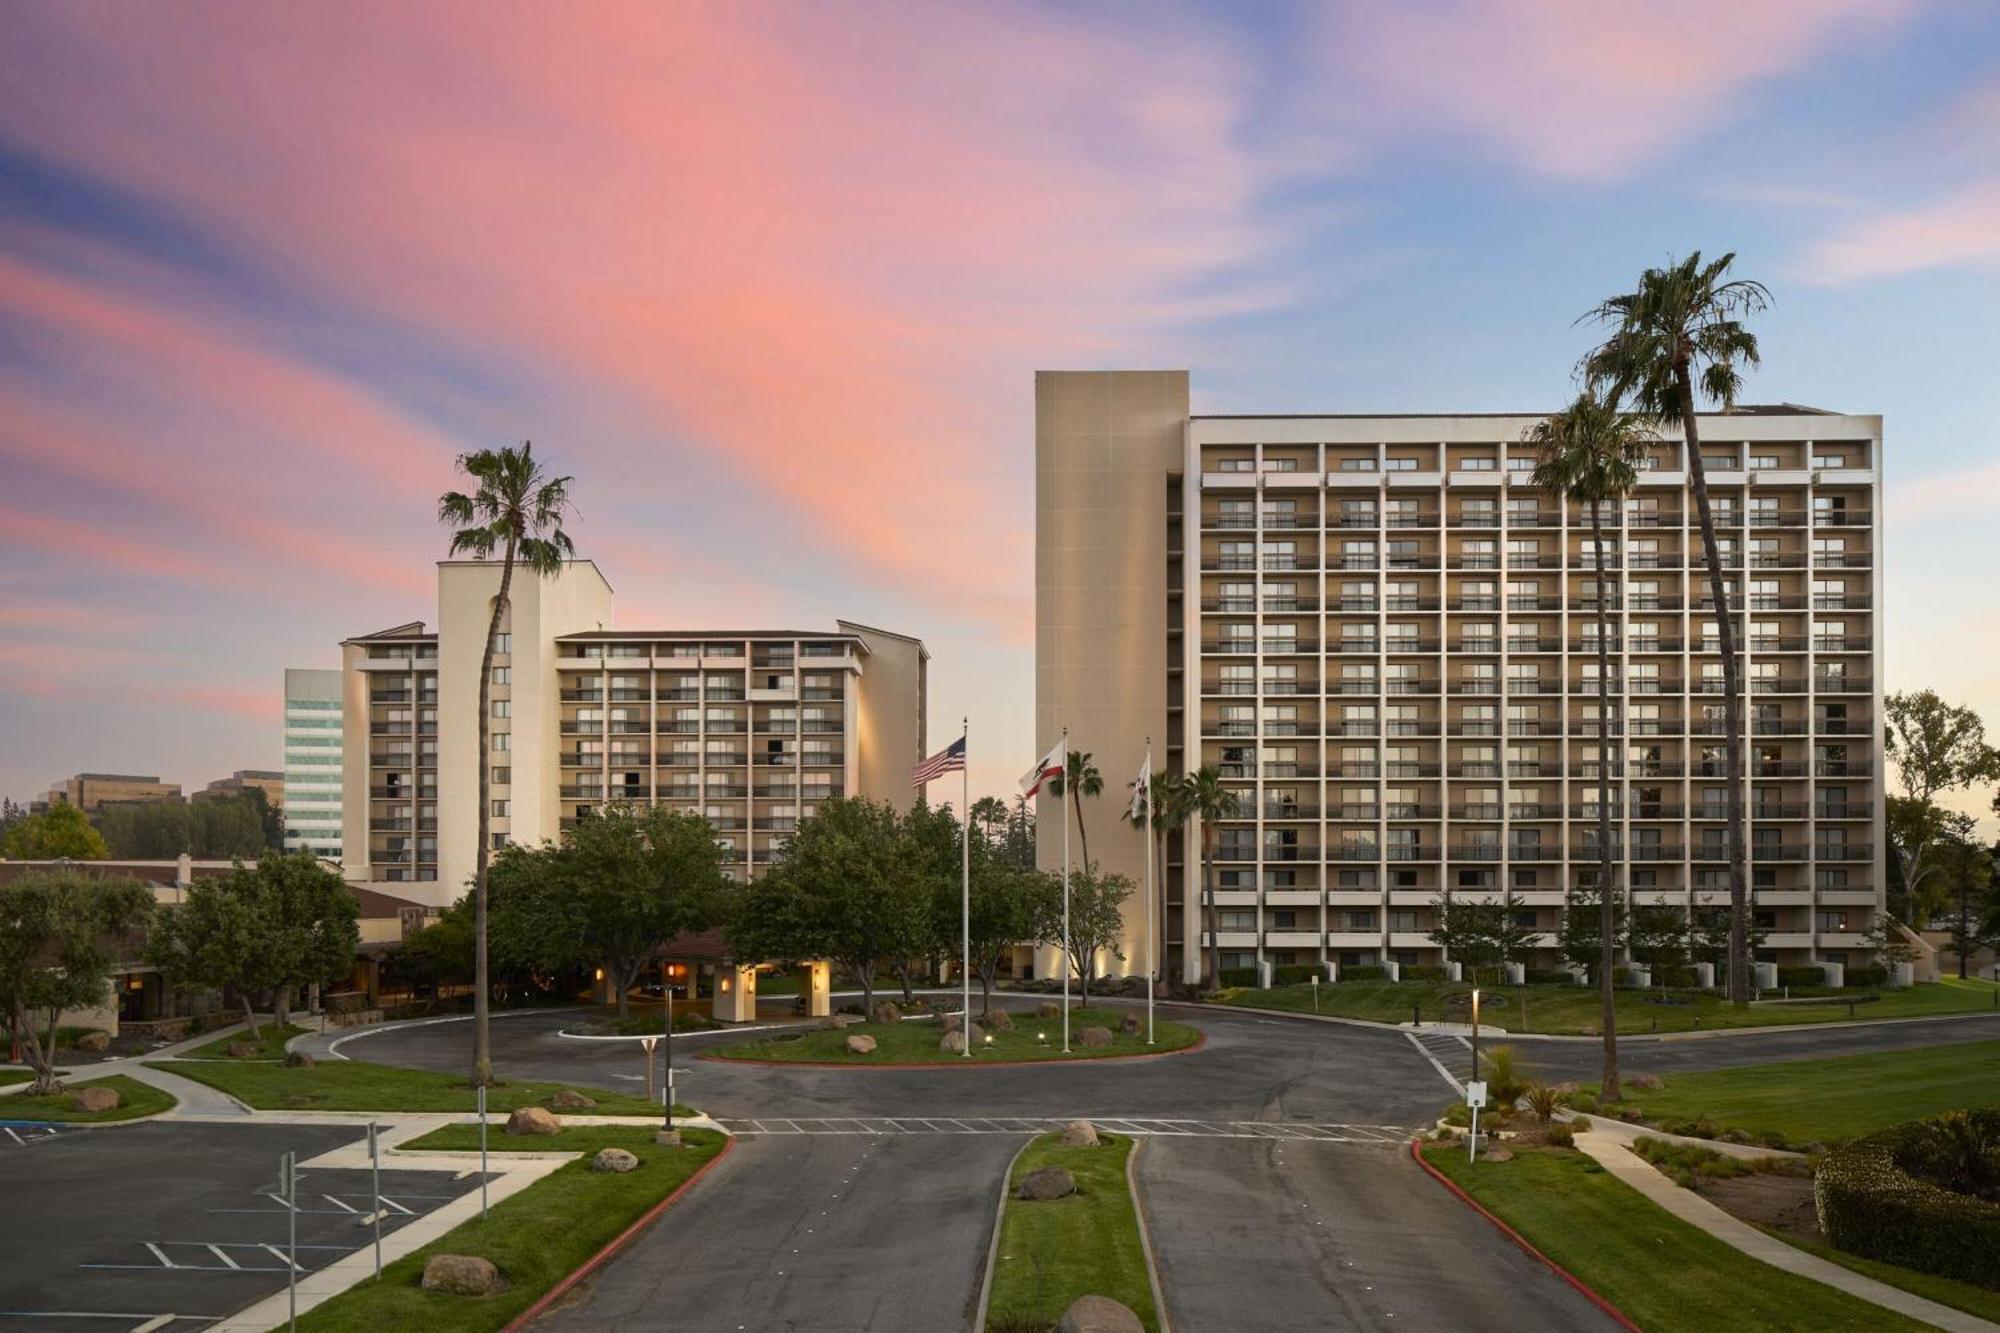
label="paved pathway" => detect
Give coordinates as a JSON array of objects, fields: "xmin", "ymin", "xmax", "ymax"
[{"xmin": 1576, "ymin": 1130, "xmax": 1998, "ymax": 1333}]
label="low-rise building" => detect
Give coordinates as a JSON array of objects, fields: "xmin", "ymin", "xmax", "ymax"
[
  {"xmin": 195, "ymin": 769, "xmax": 286, "ymax": 807},
  {"xmin": 36, "ymin": 772, "xmax": 181, "ymax": 813}
]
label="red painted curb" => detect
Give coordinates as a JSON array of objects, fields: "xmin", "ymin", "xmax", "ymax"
[
  {"xmin": 1408, "ymin": 1139, "xmax": 1642, "ymax": 1333},
  {"xmin": 502, "ymin": 1135, "xmax": 736, "ymax": 1331},
  {"xmin": 702, "ymin": 1029, "xmax": 1207, "ymax": 1069}
]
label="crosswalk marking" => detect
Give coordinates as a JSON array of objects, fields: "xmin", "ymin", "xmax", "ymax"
[{"xmin": 711, "ymin": 1115, "xmax": 1416, "ymax": 1143}]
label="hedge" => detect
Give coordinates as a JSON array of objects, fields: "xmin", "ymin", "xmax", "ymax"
[
  {"xmin": 1844, "ymin": 964, "xmax": 1889, "ymax": 988},
  {"xmin": 1220, "ymin": 967, "xmax": 1260, "ymax": 988},
  {"xmin": 1524, "ymin": 967, "xmax": 1573, "ymax": 985},
  {"xmin": 1272, "ymin": 964, "xmax": 1320, "ymax": 986},
  {"xmin": 1814, "ymin": 1109, "xmax": 2000, "ymax": 1290},
  {"xmin": 1401, "ymin": 964, "xmax": 1451, "ymax": 983},
  {"xmin": 1342, "ymin": 965, "xmax": 1387, "ymax": 982},
  {"xmin": 1776, "ymin": 965, "xmax": 1827, "ymax": 988}
]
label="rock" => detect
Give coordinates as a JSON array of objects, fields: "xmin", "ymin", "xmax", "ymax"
[
  {"xmin": 982, "ymin": 1008, "xmax": 1014, "ymax": 1031},
  {"xmin": 1061, "ymin": 1119, "xmax": 1099, "ymax": 1148},
  {"xmin": 1552, "ymin": 1081, "xmax": 1579, "ymax": 1097},
  {"xmin": 284, "ymin": 1051, "xmax": 314, "ymax": 1068},
  {"xmin": 74, "ymin": 1031, "xmax": 110, "ymax": 1053},
  {"xmin": 844, "ymin": 1034, "xmax": 878, "ymax": 1055},
  {"xmin": 70, "ymin": 1085, "xmax": 120, "ymax": 1113},
  {"xmin": 1119, "ymin": 1014, "xmax": 1141, "ymax": 1036},
  {"xmin": 827, "ymin": 1013, "xmax": 865, "ymax": 1028},
  {"xmin": 1016, "ymin": 1165, "xmax": 1077, "ymax": 1200},
  {"xmin": 1481, "ymin": 1147, "xmax": 1515, "ymax": 1162},
  {"xmin": 421, "ymin": 1254, "xmax": 503, "ymax": 1296},
  {"xmin": 226, "ymin": 1042, "xmax": 259, "ymax": 1059},
  {"xmin": 590, "ymin": 1147, "xmax": 639, "ymax": 1173},
  {"xmin": 870, "ymin": 1001, "xmax": 902, "ymax": 1026},
  {"xmin": 550, "ymin": 1088, "xmax": 596, "ymax": 1109},
  {"xmin": 505, "ymin": 1106, "xmax": 561, "ymax": 1136},
  {"xmin": 1627, "ymin": 1073, "xmax": 1663, "ymax": 1091},
  {"xmin": 1038, "ymin": 1000, "xmax": 1062, "ymax": 1019},
  {"xmin": 654, "ymin": 1128, "xmax": 683, "ymax": 1148},
  {"xmin": 1058, "ymin": 1294, "xmax": 1145, "ymax": 1333},
  {"xmin": 1077, "ymin": 1026, "xmax": 1114, "ymax": 1048},
  {"xmin": 941, "ymin": 1027, "xmax": 988, "ymax": 1055}
]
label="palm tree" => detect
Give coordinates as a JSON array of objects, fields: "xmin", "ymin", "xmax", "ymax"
[
  {"xmin": 1121, "ymin": 769, "xmax": 1187, "ymax": 980},
  {"xmin": 1527, "ymin": 393, "xmax": 1657, "ymax": 1102},
  {"xmin": 438, "ymin": 443, "xmax": 575, "ymax": 1086},
  {"xmin": 1582, "ymin": 251, "xmax": 1770, "ymax": 1006},
  {"xmin": 1181, "ymin": 765, "xmax": 1238, "ymax": 987},
  {"xmin": 1046, "ymin": 751, "xmax": 1103, "ymax": 871},
  {"xmin": 968, "ymin": 795, "xmax": 1008, "ymax": 848}
]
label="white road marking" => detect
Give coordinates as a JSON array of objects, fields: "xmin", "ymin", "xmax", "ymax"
[
  {"xmin": 260, "ymin": 1245, "xmax": 301, "ymax": 1272},
  {"xmin": 1404, "ymin": 1030, "xmax": 1467, "ymax": 1096},
  {"xmin": 320, "ymin": 1194, "xmax": 358, "ymax": 1213},
  {"xmin": 129, "ymin": 1315, "xmax": 175, "ymax": 1332},
  {"xmin": 206, "ymin": 1245, "xmax": 238, "ymax": 1270},
  {"xmin": 144, "ymin": 1245, "xmax": 175, "ymax": 1270}
]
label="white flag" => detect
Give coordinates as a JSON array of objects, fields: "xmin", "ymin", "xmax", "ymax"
[
  {"xmin": 1019, "ymin": 739, "xmax": 1065, "ymax": 798},
  {"xmin": 1127, "ymin": 750, "xmax": 1151, "ymax": 822}
]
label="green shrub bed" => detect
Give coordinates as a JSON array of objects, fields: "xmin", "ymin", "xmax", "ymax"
[{"xmin": 1815, "ymin": 1109, "xmax": 2000, "ymax": 1291}]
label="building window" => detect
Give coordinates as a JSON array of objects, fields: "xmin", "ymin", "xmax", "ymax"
[
  {"xmin": 491, "ymin": 632, "xmax": 511, "ymax": 653},
  {"xmin": 493, "ymin": 733, "xmax": 510, "ymax": 752},
  {"xmin": 491, "ymin": 766, "xmax": 511, "ymax": 785},
  {"xmin": 492, "ymin": 666, "xmax": 510, "ymax": 685},
  {"xmin": 492, "ymin": 700, "xmax": 510, "ymax": 718},
  {"xmin": 491, "ymin": 799, "xmax": 510, "ymax": 818}
]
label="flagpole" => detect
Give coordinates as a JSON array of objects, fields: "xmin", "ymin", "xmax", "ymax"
[
  {"xmin": 960, "ymin": 717, "xmax": 971, "ymax": 1059},
  {"xmin": 1061, "ymin": 725, "xmax": 1071, "ymax": 1054},
  {"xmin": 1144, "ymin": 740, "xmax": 1155, "ymax": 1046}
]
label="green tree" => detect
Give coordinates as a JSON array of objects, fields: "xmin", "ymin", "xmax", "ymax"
[
  {"xmin": 147, "ymin": 853, "xmax": 359, "ymax": 1035},
  {"xmin": 95, "ymin": 800, "xmax": 189, "ymax": 858},
  {"xmin": 1036, "ymin": 865, "xmax": 1132, "ymax": 1005},
  {"xmin": 1001, "ymin": 795, "xmax": 1037, "ymax": 870},
  {"xmin": 438, "ymin": 441, "xmax": 576, "ymax": 1086},
  {"xmin": 2, "ymin": 803, "xmax": 111, "ymax": 860},
  {"xmin": 1931, "ymin": 828, "xmax": 1997, "ymax": 980},
  {"xmin": 1182, "ymin": 766, "xmax": 1238, "ymax": 987},
  {"xmin": 1493, "ymin": 887, "xmax": 1539, "ymax": 978},
  {"xmin": 1584, "ymin": 251, "xmax": 1769, "ymax": 1006},
  {"xmin": 968, "ymin": 856, "xmax": 1053, "ymax": 1018},
  {"xmin": 900, "ymin": 798, "xmax": 967, "ymax": 1003},
  {"xmin": 1884, "ymin": 690, "xmax": 2000, "ymax": 921},
  {"xmin": 968, "ymin": 796, "xmax": 1009, "ymax": 848},
  {"xmin": 1429, "ymin": 893, "xmax": 1502, "ymax": 984},
  {"xmin": 1528, "ymin": 391, "xmax": 1654, "ymax": 1097},
  {"xmin": 1558, "ymin": 880, "xmax": 1628, "ymax": 983},
  {"xmin": 0, "ymin": 798, "xmax": 26, "ymax": 844},
  {"xmin": 1046, "ymin": 751, "xmax": 1104, "ymax": 872},
  {"xmin": 726, "ymin": 796, "xmax": 927, "ymax": 1015},
  {"xmin": 0, "ymin": 870, "xmax": 153, "ymax": 1093},
  {"xmin": 1691, "ymin": 906, "xmax": 1767, "ymax": 977},
  {"xmin": 389, "ymin": 901, "xmax": 474, "ymax": 998},
  {"xmin": 1628, "ymin": 906, "xmax": 1693, "ymax": 981}
]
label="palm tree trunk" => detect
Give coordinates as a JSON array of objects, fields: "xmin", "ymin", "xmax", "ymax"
[
  {"xmin": 1202, "ymin": 824, "xmax": 1219, "ymax": 987},
  {"xmin": 1157, "ymin": 823, "xmax": 1170, "ymax": 983},
  {"xmin": 472, "ymin": 537, "xmax": 516, "ymax": 1086},
  {"xmin": 1675, "ymin": 369, "xmax": 1749, "ymax": 1005},
  {"xmin": 1592, "ymin": 500, "xmax": 1621, "ymax": 1101},
  {"xmin": 1073, "ymin": 788, "xmax": 1090, "ymax": 873}
]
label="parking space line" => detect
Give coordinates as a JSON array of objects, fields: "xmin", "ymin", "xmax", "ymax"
[
  {"xmin": 320, "ymin": 1194, "xmax": 358, "ymax": 1213},
  {"xmin": 206, "ymin": 1245, "xmax": 238, "ymax": 1270},
  {"xmin": 143, "ymin": 1245, "xmax": 175, "ymax": 1270},
  {"xmin": 260, "ymin": 1245, "xmax": 300, "ymax": 1272},
  {"xmin": 129, "ymin": 1317, "xmax": 175, "ymax": 1333}
]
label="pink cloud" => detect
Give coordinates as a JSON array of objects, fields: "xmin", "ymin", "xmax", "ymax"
[{"xmin": 1797, "ymin": 181, "xmax": 2000, "ymax": 283}]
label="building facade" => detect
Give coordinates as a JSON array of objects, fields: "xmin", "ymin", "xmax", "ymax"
[
  {"xmin": 341, "ymin": 560, "xmax": 926, "ymax": 904},
  {"xmin": 283, "ymin": 669, "xmax": 344, "ymax": 859},
  {"xmin": 36, "ymin": 772, "xmax": 181, "ymax": 812},
  {"xmin": 196, "ymin": 769, "xmax": 286, "ymax": 807},
  {"xmin": 1036, "ymin": 370, "xmax": 1885, "ymax": 983}
]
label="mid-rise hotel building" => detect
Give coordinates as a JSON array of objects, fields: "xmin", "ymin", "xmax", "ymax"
[
  {"xmin": 340, "ymin": 560, "xmax": 926, "ymax": 905},
  {"xmin": 283, "ymin": 669, "xmax": 344, "ymax": 860},
  {"xmin": 1037, "ymin": 371, "xmax": 1885, "ymax": 983}
]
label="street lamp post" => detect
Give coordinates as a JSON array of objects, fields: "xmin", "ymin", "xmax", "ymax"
[
  {"xmin": 1470, "ymin": 987, "xmax": 1482, "ymax": 1083},
  {"xmin": 658, "ymin": 960, "xmax": 678, "ymax": 1146}
]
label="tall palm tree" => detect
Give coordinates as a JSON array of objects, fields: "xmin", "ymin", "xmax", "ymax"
[
  {"xmin": 968, "ymin": 795, "xmax": 1008, "ymax": 847},
  {"xmin": 1582, "ymin": 252, "xmax": 1770, "ymax": 1006},
  {"xmin": 1181, "ymin": 765, "xmax": 1238, "ymax": 987},
  {"xmin": 1121, "ymin": 769, "xmax": 1187, "ymax": 980},
  {"xmin": 438, "ymin": 443, "xmax": 575, "ymax": 1086},
  {"xmin": 1528, "ymin": 393, "xmax": 1657, "ymax": 1102},
  {"xmin": 1046, "ymin": 751, "xmax": 1103, "ymax": 871}
]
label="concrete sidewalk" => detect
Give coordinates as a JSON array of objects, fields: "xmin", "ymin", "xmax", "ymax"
[{"xmin": 1576, "ymin": 1130, "xmax": 1998, "ymax": 1332}]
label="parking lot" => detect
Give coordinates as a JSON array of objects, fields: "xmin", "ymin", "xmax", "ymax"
[{"xmin": 0, "ymin": 1122, "xmax": 489, "ymax": 1331}]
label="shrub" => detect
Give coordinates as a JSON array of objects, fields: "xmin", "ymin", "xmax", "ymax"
[
  {"xmin": 1524, "ymin": 1084, "xmax": 1560, "ymax": 1124},
  {"xmin": 1484, "ymin": 1046, "xmax": 1529, "ymax": 1106},
  {"xmin": 1273, "ymin": 964, "xmax": 1320, "ymax": 986},
  {"xmin": 1632, "ymin": 1136, "xmax": 1754, "ymax": 1189},
  {"xmin": 1566, "ymin": 1092, "xmax": 1601, "ymax": 1115},
  {"xmin": 1844, "ymin": 964, "xmax": 1889, "ymax": 989},
  {"xmin": 1653, "ymin": 965, "xmax": 1700, "ymax": 989},
  {"xmin": 1545, "ymin": 1122, "xmax": 1576, "ymax": 1148},
  {"xmin": 1342, "ymin": 965, "xmax": 1387, "ymax": 982},
  {"xmin": 1219, "ymin": 967, "xmax": 1260, "ymax": 988},
  {"xmin": 1776, "ymin": 966, "xmax": 1826, "ymax": 989},
  {"xmin": 1815, "ymin": 1109, "xmax": 2000, "ymax": 1290},
  {"xmin": 1402, "ymin": 965, "xmax": 1451, "ymax": 983},
  {"xmin": 1524, "ymin": 967, "xmax": 1572, "ymax": 985}
]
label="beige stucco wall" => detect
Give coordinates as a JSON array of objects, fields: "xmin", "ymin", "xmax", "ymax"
[
  {"xmin": 1034, "ymin": 370, "xmax": 1187, "ymax": 979},
  {"xmin": 840, "ymin": 621, "xmax": 928, "ymax": 807}
]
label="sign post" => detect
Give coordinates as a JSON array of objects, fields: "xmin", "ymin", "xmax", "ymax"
[
  {"xmin": 368, "ymin": 1120, "xmax": 383, "ymax": 1279},
  {"xmin": 1465, "ymin": 1080, "xmax": 1488, "ymax": 1164},
  {"xmin": 477, "ymin": 1084, "xmax": 489, "ymax": 1219},
  {"xmin": 1309, "ymin": 974, "xmax": 1319, "ymax": 1013},
  {"xmin": 279, "ymin": 1150, "xmax": 299, "ymax": 1330}
]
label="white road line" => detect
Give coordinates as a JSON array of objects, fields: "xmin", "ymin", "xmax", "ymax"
[
  {"xmin": 144, "ymin": 1244, "xmax": 175, "ymax": 1270},
  {"xmin": 3, "ymin": 1129, "xmax": 22, "ymax": 1146},
  {"xmin": 376, "ymin": 1196, "xmax": 415, "ymax": 1216},
  {"xmin": 130, "ymin": 1315, "xmax": 175, "ymax": 1332},
  {"xmin": 1405, "ymin": 1029, "xmax": 1467, "ymax": 1096},
  {"xmin": 320, "ymin": 1194, "xmax": 358, "ymax": 1214},
  {"xmin": 262, "ymin": 1193, "xmax": 295, "ymax": 1212},
  {"xmin": 260, "ymin": 1245, "xmax": 301, "ymax": 1272},
  {"xmin": 206, "ymin": 1244, "xmax": 239, "ymax": 1270}
]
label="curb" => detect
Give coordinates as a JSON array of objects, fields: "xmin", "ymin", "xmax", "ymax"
[
  {"xmin": 1126, "ymin": 1136, "xmax": 1172, "ymax": 1333},
  {"xmin": 501, "ymin": 1134, "xmax": 737, "ymax": 1331},
  {"xmin": 703, "ymin": 1031, "xmax": 1207, "ymax": 1070},
  {"xmin": 973, "ymin": 1134, "xmax": 1038, "ymax": 1331},
  {"xmin": 1407, "ymin": 1139, "xmax": 1641, "ymax": 1332}
]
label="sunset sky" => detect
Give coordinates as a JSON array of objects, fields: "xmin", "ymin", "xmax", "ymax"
[{"xmin": 3, "ymin": 1, "xmax": 1999, "ymax": 809}]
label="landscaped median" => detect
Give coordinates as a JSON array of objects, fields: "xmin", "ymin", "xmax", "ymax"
[
  {"xmin": 294, "ymin": 1125, "xmax": 727, "ymax": 1333},
  {"xmin": 0, "ymin": 1074, "xmax": 175, "ymax": 1122},
  {"xmin": 146, "ymin": 1047, "xmax": 679, "ymax": 1115},
  {"xmin": 712, "ymin": 1006, "xmax": 1199, "ymax": 1066},
  {"xmin": 1214, "ymin": 975, "xmax": 2000, "ymax": 1035},
  {"xmin": 1415, "ymin": 1140, "xmax": 1930, "ymax": 1331},
  {"xmin": 985, "ymin": 1127, "xmax": 1159, "ymax": 1333}
]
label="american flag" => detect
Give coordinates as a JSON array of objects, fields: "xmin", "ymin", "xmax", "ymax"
[{"xmin": 911, "ymin": 735, "xmax": 967, "ymax": 787}]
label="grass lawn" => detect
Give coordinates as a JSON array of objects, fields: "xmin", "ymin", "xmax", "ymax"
[
  {"xmin": 177, "ymin": 1022, "xmax": 308, "ymax": 1060},
  {"xmin": 147, "ymin": 1056, "xmax": 681, "ymax": 1116},
  {"xmin": 1220, "ymin": 976, "xmax": 2000, "ymax": 1036},
  {"xmin": 1419, "ymin": 1144, "xmax": 1927, "ymax": 1332},
  {"xmin": 1589, "ymin": 1038, "xmax": 2000, "ymax": 1145},
  {"xmin": 296, "ymin": 1126, "xmax": 724, "ymax": 1333},
  {"xmin": 0, "ymin": 1070, "xmax": 38, "ymax": 1088},
  {"xmin": 1764, "ymin": 1229, "xmax": 2000, "ymax": 1325},
  {"xmin": 0, "ymin": 1074, "xmax": 175, "ymax": 1123},
  {"xmin": 712, "ymin": 1008, "xmax": 1198, "ymax": 1065},
  {"xmin": 987, "ymin": 1133, "xmax": 1157, "ymax": 1332}
]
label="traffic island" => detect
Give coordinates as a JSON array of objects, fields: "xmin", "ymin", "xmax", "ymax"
[
  {"xmin": 984, "ymin": 1129, "xmax": 1161, "ymax": 1333},
  {"xmin": 145, "ymin": 1055, "xmax": 675, "ymax": 1115},
  {"xmin": 709, "ymin": 1006, "xmax": 1200, "ymax": 1066},
  {"xmin": 0, "ymin": 1074, "xmax": 176, "ymax": 1123}
]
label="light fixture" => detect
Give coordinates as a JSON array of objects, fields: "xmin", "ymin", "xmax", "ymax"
[{"xmin": 983, "ymin": 1033, "xmax": 994, "ymax": 1045}]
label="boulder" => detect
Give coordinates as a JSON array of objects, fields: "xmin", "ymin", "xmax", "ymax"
[
  {"xmin": 1627, "ymin": 1073, "xmax": 1663, "ymax": 1091},
  {"xmin": 1016, "ymin": 1165, "xmax": 1077, "ymax": 1201},
  {"xmin": 828, "ymin": 1013, "xmax": 866, "ymax": 1029},
  {"xmin": 982, "ymin": 1008, "xmax": 1015, "ymax": 1031},
  {"xmin": 420, "ymin": 1254, "xmax": 503, "ymax": 1296},
  {"xmin": 74, "ymin": 1031, "xmax": 110, "ymax": 1054},
  {"xmin": 870, "ymin": 1001, "xmax": 902, "ymax": 1026},
  {"xmin": 550, "ymin": 1088, "xmax": 597, "ymax": 1109},
  {"xmin": 940, "ymin": 1027, "xmax": 986, "ymax": 1055},
  {"xmin": 1061, "ymin": 1119, "xmax": 1099, "ymax": 1148},
  {"xmin": 70, "ymin": 1085, "xmax": 120, "ymax": 1113},
  {"xmin": 1119, "ymin": 1014, "xmax": 1141, "ymax": 1036},
  {"xmin": 1481, "ymin": 1147, "xmax": 1515, "ymax": 1162},
  {"xmin": 1057, "ymin": 1294, "xmax": 1145, "ymax": 1333},
  {"xmin": 844, "ymin": 1034, "xmax": 878, "ymax": 1055},
  {"xmin": 505, "ymin": 1106, "xmax": 561, "ymax": 1136},
  {"xmin": 1077, "ymin": 1026, "xmax": 1114, "ymax": 1048},
  {"xmin": 1037, "ymin": 1000, "xmax": 1062, "ymax": 1020},
  {"xmin": 590, "ymin": 1147, "xmax": 640, "ymax": 1173},
  {"xmin": 284, "ymin": 1051, "xmax": 314, "ymax": 1068},
  {"xmin": 226, "ymin": 1042, "xmax": 259, "ymax": 1059}
]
